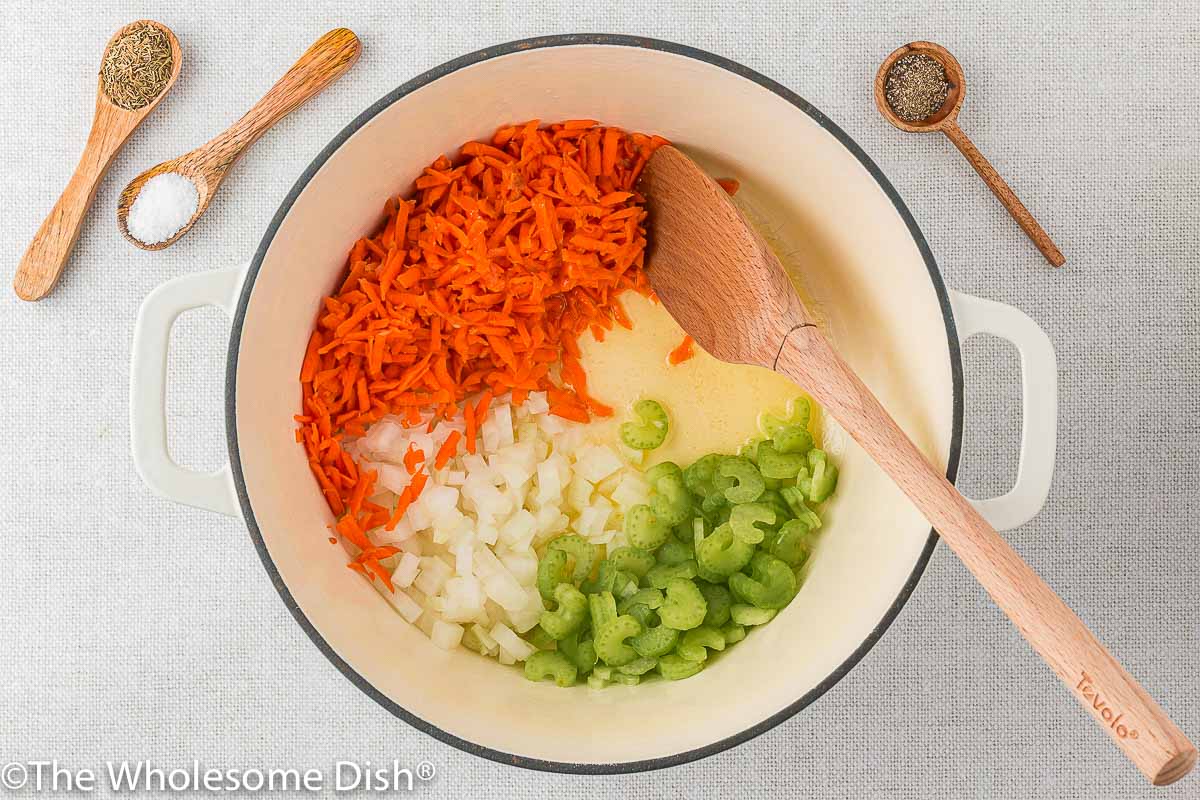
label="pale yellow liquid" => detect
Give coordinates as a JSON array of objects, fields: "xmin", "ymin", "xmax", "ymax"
[{"xmin": 579, "ymin": 292, "xmax": 818, "ymax": 464}]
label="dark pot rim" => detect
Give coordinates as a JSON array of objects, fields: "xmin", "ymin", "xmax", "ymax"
[{"xmin": 226, "ymin": 33, "xmax": 962, "ymax": 775}]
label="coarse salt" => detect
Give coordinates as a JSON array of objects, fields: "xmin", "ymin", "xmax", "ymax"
[{"xmin": 126, "ymin": 172, "xmax": 198, "ymax": 245}]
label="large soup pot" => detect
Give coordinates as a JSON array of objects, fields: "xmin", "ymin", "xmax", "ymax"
[{"xmin": 130, "ymin": 35, "xmax": 1057, "ymax": 772}]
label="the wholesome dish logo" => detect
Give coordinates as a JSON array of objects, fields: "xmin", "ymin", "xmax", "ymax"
[{"xmin": 1077, "ymin": 671, "xmax": 1139, "ymax": 739}]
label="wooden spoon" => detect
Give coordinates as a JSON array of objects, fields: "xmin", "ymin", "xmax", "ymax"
[
  {"xmin": 875, "ymin": 41, "xmax": 1065, "ymax": 267},
  {"xmin": 116, "ymin": 28, "xmax": 360, "ymax": 251},
  {"xmin": 13, "ymin": 20, "xmax": 182, "ymax": 301},
  {"xmin": 639, "ymin": 145, "xmax": 1194, "ymax": 786}
]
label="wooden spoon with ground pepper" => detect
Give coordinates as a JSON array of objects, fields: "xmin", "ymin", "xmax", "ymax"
[
  {"xmin": 875, "ymin": 41, "xmax": 1065, "ymax": 267},
  {"xmin": 14, "ymin": 20, "xmax": 182, "ymax": 301}
]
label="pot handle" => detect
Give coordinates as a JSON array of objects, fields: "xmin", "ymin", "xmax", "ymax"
[
  {"xmin": 951, "ymin": 291, "xmax": 1057, "ymax": 531},
  {"xmin": 130, "ymin": 263, "xmax": 248, "ymax": 518}
]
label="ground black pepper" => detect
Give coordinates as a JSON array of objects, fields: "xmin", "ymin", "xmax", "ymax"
[{"xmin": 884, "ymin": 53, "xmax": 950, "ymax": 122}]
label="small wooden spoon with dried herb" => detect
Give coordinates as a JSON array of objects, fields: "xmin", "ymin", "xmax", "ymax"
[{"xmin": 14, "ymin": 20, "xmax": 181, "ymax": 301}]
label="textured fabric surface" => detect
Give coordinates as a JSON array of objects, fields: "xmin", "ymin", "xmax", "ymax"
[{"xmin": 1, "ymin": 1, "xmax": 1197, "ymax": 798}]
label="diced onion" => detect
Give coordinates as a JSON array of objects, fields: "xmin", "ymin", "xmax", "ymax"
[
  {"xmin": 431, "ymin": 620, "xmax": 465, "ymax": 650},
  {"xmin": 392, "ymin": 553, "xmax": 421, "ymax": 588},
  {"xmin": 380, "ymin": 586, "xmax": 423, "ymax": 623},
  {"xmin": 574, "ymin": 444, "xmax": 623, "ymax": 483},
  {"xmin": 611, "ymin": 474, "xmax": 651, "ymax": 511},
  {"xmin": 490, "ymin": 622, "xmax": 537, "ymax": 661},
  {"xmin": 357, "ymin": 390, "xmax": 643, "ymax": 662}
]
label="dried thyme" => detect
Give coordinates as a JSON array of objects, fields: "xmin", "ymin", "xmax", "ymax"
[
  {"xmin": 100, "ymin": 24, "xmax": 174, "ymax": 111},
  {"xmin": 884, "ymin": 53, "xmax": 950, "ymax": 122}
]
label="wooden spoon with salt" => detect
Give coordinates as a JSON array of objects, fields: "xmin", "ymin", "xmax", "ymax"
[
  {"xmin": 14, "ymin": 20, "xmax": 181, "ymax": 301},
  {"xmin": 116, "ymin": 28, "xmax": 360, "ymax": 251},
  {"xmin": 639, "ymin": 144, "xmax": 1194, "ymax": 786}
]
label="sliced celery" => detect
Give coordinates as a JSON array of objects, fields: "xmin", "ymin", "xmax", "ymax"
[
  {"xmin": 659, "ymin": 578, "xmax": 707, "ymax": 631},
  {"xmin": 730, "ymin": 603, "xmax": 778, "ymax": 626},
  {"xmin": 643, "ymin": 461, "xmax": 682, "ymax": 485},
  {"xmin": 658, "ymin": 654, "xmax": 705, "ymax": 680},
  {"xmin": 651, "ymin": 472, "xmax": 692, "ymax": 526},
  {"xmin": 683, "ymin": 453, "xmax": 723, "ymax": 498},
  {"xmin": 617, "ymin": 655, "xmax": 658, "ymax": 676},
  {"xmin": 697, "ymin": 581, "xmax": 732, "ymax": 627},
  {"xmin": 645, "ymin": 560, "xmax": 698, "ymax": 589},
  {"xmin": 588, "ymin": 591, "xmax": 618, "ymax": 632},
  {"xmin": 547, "ymin": 534, "xmax": 598, "ymax": 583},
  {"xmin": 676, "ymin": 625, "xmax": 726, "ymax": 662},
  {"xmin": 729, "ymin": 502, "xmax": 776, "ymax": 544},
  {"xmin": 620, "ymin": 399, "xmax": 669, "ymax": 450},
  {"xmin": 722, "ymin": 622, "xmax": 747, "ymax": 644},
  {"xmin": 756, "ymin": 440, "xmax": 808, "ymax": 480},
  {"xmin": 536, "ymin": 549, "xmax": 571, "ymax": 602},
  {"xmin": 630, "ymin": 624, "xmax": 680, "ymax": 658},
  {"xmin": 524, "ymin": 651, "xmax": 578, "ymax": 687},
  {"xmin": 595, "ymin": 614, "xmax": 643, "ymax": 666},
  {"xmin": 799, "ymin": 449, "xmax": 839, "ymax": 502},
  {"xmin": 773, "ymin": 424, "xmax": 813, "ymax": 455},
  {"xmin": 608, "ymin": 546, "xmax": 656, "ymax": 578},
  {"xmin": 540, "ymin": 583, "xmax": 588, "ymax": 640},
  {"xmin": 770, "ymin": 518, "xmax": 813, "ymax": 567},
  {"xmin": 618, "ymin": 587, "xmax": 664, "ymax": 613},
  {"xmin": 718, "ymin": 457, "xmax": 765, "ymax": 504},
  {"xmin": 624, "ymin": 504, "xmax": 671, "ymax": 550},
  {"xmin": 656, "ymin": 537, "xmax": 694, "ymax": 566},
  {"xmin": 695, "ymin": 524, "xmax": 754, "ymax": 578},
  {"xmin": 729, "ymin": 552, "xmax": 797, "ymax": 610}
]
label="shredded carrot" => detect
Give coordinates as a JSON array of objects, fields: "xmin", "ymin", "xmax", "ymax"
[
  {"xmin": 335, "ymin": 514, "xmax": 371, "ymax": 551},
  {"xmin": 473, "ymin": 390, "xmax": 494, "ymax": 429},
  {"xmin": 297, "ymin": 121, "xmax": 667, "ymax": 588},
  {"xmin": 717, "ymin": 178, "xmax": 740, "ymax": 195},
  {"xmin": 385, "ymin": 486, "xmax": 416, "ymax": 531},
  {"xmin": 464, "ymin": 397, "xmax": 479, "ymax": 455},
  {"xmin": 402, "ymin": 444, "xmax": 425, "ymax": 475},
  {"xmin": 348, "ymin": 468, "xmax": 377, "ymax": 515},
  {"xmin": 549, "ymin": 402, "xmax": 590, "ymax": 423},
  {"xmin": 434, "ymin": 430, "xmax": 462, "ymax": 469},
  {"xmin": 669, "ymin": 334, "xmax": 696, "ymax": 365},
  {"xmin": 408, "ymin": 472, "xmax": 429, "ymax": 502},
  {"xmin": 351, "ymin": 545, "xmax": 401, "ymax": 591}
]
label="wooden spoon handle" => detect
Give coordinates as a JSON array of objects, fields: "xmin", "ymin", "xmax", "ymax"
[
  {"xmin": 205, "ymin": 28, "xmax": 360, "ymax": 169},
  {"xmin": 942, "ymin": 122, "xmax": 1064, "ymax": 267},
  {"xmin": 14, "ymin": 105, "xmax": 131, "ymax": 301},
  {"xmin": 776, "ymin": 324, "xmax": 1195, "ymax": 786}
]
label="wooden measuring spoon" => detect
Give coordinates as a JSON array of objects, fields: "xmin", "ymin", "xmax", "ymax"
[
  {"xmin": 875, "ymin": 41, "xmax": 1065, "ymax": 267},
  {"xmin": 639, "ymin": 145, "xmax": 1194, "ymax": 786},
  {"xmin": 116, "ymin": 28, "xmax": 360, "ymax": 251},
  {"xmin": 14, "ymin": 20, "xmax": 181, "ymax": 301}
]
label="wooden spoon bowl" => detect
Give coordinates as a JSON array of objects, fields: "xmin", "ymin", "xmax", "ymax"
[
  {"xmin": 117, "ymin": 27, "xmax": 360, "ymax": 251},
  {"xmin": 13, "ymin": 20, "xmax": 181, "ymax": 300},
  {"xmin": 116, "ymin": 145, "xmax": 221, "ymax": 251},
  {"xmin": 874, "ymin": 40, "xmax": 966, "ymax": 133}
]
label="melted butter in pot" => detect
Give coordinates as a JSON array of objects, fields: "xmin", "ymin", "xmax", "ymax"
[{"xmin": 579, "ymin": 292, "xmax": 819, "ymax": 464}]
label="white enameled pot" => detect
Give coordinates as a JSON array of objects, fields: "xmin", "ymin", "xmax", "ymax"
[{"xmin": 130, "ymin": 36, "xmax": 1057, "ymax": 772}]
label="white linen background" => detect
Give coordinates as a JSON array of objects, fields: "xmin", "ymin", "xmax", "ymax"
[{"xmin": 1, "ymin": 1, "xmax": 1196, "ymax": 798}]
